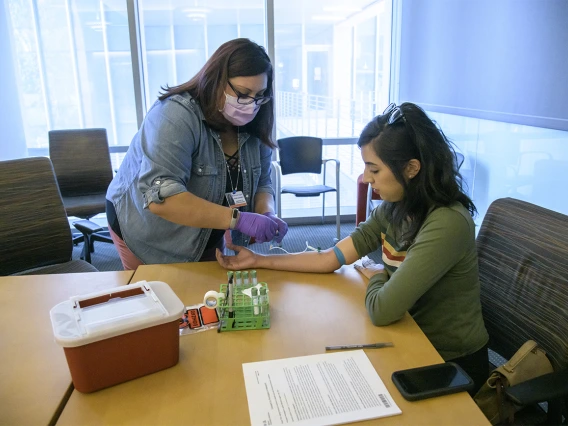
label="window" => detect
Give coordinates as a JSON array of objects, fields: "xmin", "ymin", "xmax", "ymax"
[
  {"xmin": 6, "ymin": 0, "xmax": 137, "ymax": 149},
  {"xmin": 137, "ymin": 1, "xmax": 266, "ymax": 107},
  {"xmin": 274, "ymin": 0, "xmax": 392, "ymax": 218},
  {"xmin": 4, "ymin": 0, "xmax": 392, "ymax": 221}
]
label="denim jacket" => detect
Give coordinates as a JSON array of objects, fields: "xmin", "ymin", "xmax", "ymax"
[{"xmin": 106, "ymin": 92, "xmax": 275, "ymax": 264}]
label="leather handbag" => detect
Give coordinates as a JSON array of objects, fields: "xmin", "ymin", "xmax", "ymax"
[{"xmin": 474, "ymin": 340, "xmax": 554, "ymax": 424}]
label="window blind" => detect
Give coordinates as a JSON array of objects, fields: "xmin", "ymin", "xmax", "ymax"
[{"xmin": 399, "ymin": 0, "xmax": 568, "ymax": 131}]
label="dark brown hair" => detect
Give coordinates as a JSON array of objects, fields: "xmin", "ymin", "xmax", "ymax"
[
  {"xmin": 358, "ymin": 102, "xmax": 476, "ymax": 242},
  {"xmin": 159, "ymin": 38, "xmax": 275, "ymax": 148}
]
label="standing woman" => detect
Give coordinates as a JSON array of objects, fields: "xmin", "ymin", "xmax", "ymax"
[
  {"xmin": 216, "ymin": 102, "xmax": 489, "ymax": 394},
  {"xmin": 106, "ymin": 38, "xmax": 288, "ymax": 269}
]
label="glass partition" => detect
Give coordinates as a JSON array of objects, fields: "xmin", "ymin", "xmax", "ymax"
[
  {"xmin": 5, "ymin": 0, "xmax": 393, "ymax": 220},
  {"xmin": 137, "ymin": 0, "xmax": 266, "ymax": 106},
  {"xmin": 274, "ymin": 0, "xmax": 392, "ymax": 218},
  {"xmin": 6, "ymin": 0, "xmax": 137, "ymax": 148}
]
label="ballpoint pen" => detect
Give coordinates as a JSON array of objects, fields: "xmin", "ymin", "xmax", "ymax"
[
  {"xmin": 218, "ymin": 275, "xmax": 233, "ymax": 333},
  {"xmin": 325, "ymin": 342, "xmax": 394, "ymax": 351},
  {"xmin": 217, "ymin": 305, "xmax": 225, "ymax": 333},
  {"xmin": 228, "ymin": 275, "xmax": 234, "ymax": 318}
]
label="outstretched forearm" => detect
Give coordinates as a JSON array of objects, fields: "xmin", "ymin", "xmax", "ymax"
[
  {"xmin": 254, "ymin": 237, "xmax": 360, "ymax": 273},
  {"xmin": 255, "ymin": 250, "xmax": 339, "ymax": 273}
]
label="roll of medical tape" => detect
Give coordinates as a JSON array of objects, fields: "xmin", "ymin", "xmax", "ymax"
[{"xmin": 203, "ymin": 291, "xmax": 224, "ymax": 309}]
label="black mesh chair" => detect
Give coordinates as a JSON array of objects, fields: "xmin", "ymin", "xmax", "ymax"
[
  {"xmin": 476, "ymin": 198, "xmax": 568, "ymax": 424},
  {"xmin": 48, "ymin": 128, "xmax": 114, "ymax": 263},
  {"xmin": 273, "ymin": 136, "xmax": 340, "ymax": 241},
  {"xmin": 0, "ymin": 157, "xmax": 98, "ymax": 275}
]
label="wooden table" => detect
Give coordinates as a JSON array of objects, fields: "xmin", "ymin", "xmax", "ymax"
[
  {"xmin": 0, "ymin": 270, "xmax": 133, "ymax": 426},
  {"xmin": 57, "ymin": 262, "xmax": 489, "ymax": 425}
]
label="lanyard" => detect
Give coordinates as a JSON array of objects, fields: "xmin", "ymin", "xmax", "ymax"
[
  {"xmin": 222, "ymin": 128, "xmax": 241, "ymax": 194},
  {"xmin": 226, "ymin": 155, "xmax": 240, "ymax": 194}
]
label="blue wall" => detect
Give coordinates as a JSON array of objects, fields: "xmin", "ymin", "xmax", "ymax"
[
  {"xmin": 428, "ymin": 111, "xmax": 568, "ymax": 227},
  {"xmin": 400, "ymin": 0, "xmax": 568, "ymax": 131}
]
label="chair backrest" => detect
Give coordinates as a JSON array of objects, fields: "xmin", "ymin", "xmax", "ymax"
[
  {"xmin": 0, "ymin": 157, "xmax": 73, "ymax": 275},
  {"xmin": 278, "ymin": 136, "xmax": 323, "ymax": 175},
  {"xmin": 477, "ymin": 198, "xmax": 568, "ymax": 371},
  {"xmin": 48, "ymin": 128, "xmax": 113, "ymax": 197}
]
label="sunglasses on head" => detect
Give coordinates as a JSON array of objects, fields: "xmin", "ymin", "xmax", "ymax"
[{"xmin": 383, "ymin": 103, "xmax": 406, "ymax": 125}]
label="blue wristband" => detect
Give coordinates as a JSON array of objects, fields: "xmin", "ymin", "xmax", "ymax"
[{"xmin": 333, "ymin": 246, "xmax": 346, "ymax": 266}]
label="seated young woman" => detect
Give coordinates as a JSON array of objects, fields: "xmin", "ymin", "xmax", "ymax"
[{"xmin": 216, "ymin": 102, "xmax": 489, "ymax": 394}]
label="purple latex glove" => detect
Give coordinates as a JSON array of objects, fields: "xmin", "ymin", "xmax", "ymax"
[
  {"xmin": 262, "ymin": 212, "xmax": 288, "ymax": 243},
  {"xmin": 235, "ymin": 212, "xmax": 278, "ymax": 243}
]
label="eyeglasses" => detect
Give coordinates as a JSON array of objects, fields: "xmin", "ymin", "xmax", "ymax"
[
  {"xmin": 227, "ymin": 80, "xmax": 272, "ymax": 105},
  {"xmin": 383, "ymin": 103, "xmax": 406, "ymax": 125}
]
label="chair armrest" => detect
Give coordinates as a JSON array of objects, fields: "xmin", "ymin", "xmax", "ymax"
[
  {"xmin": 322, "ymin": 158, "xmax": 340, "ymax": 189},
  {"xmin": 505, "ymin": 370, "xmax": 568, "ymax": 405},
  {"xmin": 271, "ymin": 160, "xmax": 281, "ymax": 194},
  {"xmin": 91, "ymin": 231, "xmax": 113, "ymax": 244},
  {"xmin": 271, "ymin": 160, "xmax": 282, "ymax": 217},
  {"xmin": 322, "ymin": 158, "xmax": 340, "ymax": 167},
  {"xmin": 73, "ymin": 219, "xmax": 104, "ymax": 235},
  {"xmin": 366, "ymin": 183, "xmax": 373, "ymax": 218},
  {"xmin": 272, "ymin": 160, "xmax": 281, "ymax": 175},
  {"xmin": 322, "ymin": 159, "xmax": 340, "ymax": 177}
]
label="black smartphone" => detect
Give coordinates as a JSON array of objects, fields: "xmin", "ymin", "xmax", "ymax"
[{"xmin": 391, "ymin": 362, "xmax": 474, "ymax": 401}]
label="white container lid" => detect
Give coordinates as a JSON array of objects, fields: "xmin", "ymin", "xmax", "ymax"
[{"xmin": 50, "ymin": 281, "xmax": 184, "ymax": 348}]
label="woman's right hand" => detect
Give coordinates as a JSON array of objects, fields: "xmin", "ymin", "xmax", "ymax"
[
  {"xmin": 216, "ymin": 242, "xmax": 258, "ymax": 270},
  {"xmin": 235, "ymin": 211, "xmax": 278, "ymax": 243}
]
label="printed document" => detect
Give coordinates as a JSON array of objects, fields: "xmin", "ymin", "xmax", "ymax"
[{"xmin": 242, "ymin": 350, "xmax": 401, "ymax": 426}]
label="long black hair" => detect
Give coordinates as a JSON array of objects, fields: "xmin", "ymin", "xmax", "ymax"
[
  {"xmin": 159, "ymin": 38, "xmax": 275, "ymax": 148},
  {"xmin": 357, "ymin": 102, "xmax": 476, "ymax": 242}
]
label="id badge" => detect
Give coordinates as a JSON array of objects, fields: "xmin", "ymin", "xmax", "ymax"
[{"xmin": 225, "ymin": 190, "xmax": 247, "ymax": 208}]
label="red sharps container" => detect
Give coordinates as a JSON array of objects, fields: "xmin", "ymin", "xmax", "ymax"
[{"xmin": 50, "ymin": 281, "xmax": 184, "ymax": 393}]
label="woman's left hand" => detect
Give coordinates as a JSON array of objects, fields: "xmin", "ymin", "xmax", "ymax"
[
  {"xmin": 216, "ymin": 242, "xmax": 259, "ymax": 270},
  {"xmin": 263, "ymin": 212, "xmax": 288, "ymax": 243}
]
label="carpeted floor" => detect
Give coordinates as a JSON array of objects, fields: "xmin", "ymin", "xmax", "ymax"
[{"xmin": 72, "ymin": 221, "xmax": 382, "ymax": 272}]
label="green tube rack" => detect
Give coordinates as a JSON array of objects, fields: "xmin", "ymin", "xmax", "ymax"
[{"xmin": 218, "ymin": 280, "xmax": 270, "ymax": 331}]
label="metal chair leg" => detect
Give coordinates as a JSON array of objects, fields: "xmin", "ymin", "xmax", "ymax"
[
  {"xmin": 336, "ymin": 189, "xmax": 340, "ymax": 242},
  {"xmin": 81, "ymin": 234, "xmax": 92, "ymax": 263},
  {"xmin": 335, "ymin": 159, "xmax": 341, "ymax": 243},
  {"xmin": 273, "ymin": 160, "xmax": 282, "ymax": 219},
  {"xmin": 322, "ymin": 193, "xmax": 326, "ymax": 225}
]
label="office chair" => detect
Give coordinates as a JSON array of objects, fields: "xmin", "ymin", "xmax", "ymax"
[
  {"xmin": 476, "ymin": 198, "xmax": 568, "ymax": 424},
  {"xmin": 273, "ymin": 136, "xmax": 340, "ymax": 242},
  {"xmin": 356, "ymin": 174, "xmax": 381, "ymax": 225},
  {"xmin": 0, "ymin": 157, "xmax": 98, "ymax": 275},
  {"xmin": 48, "ymin": 128, "xmax": 114, "ymax": 263}
]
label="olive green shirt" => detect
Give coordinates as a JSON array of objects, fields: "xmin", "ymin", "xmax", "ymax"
[{"xmin": 351, "ymin": 202, "xmax": 489, "ymax": 360}]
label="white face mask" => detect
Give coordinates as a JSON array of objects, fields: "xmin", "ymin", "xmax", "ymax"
[{"xmin": 220, "ymin": 93, "xmax": 260, "ymax": 126}]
